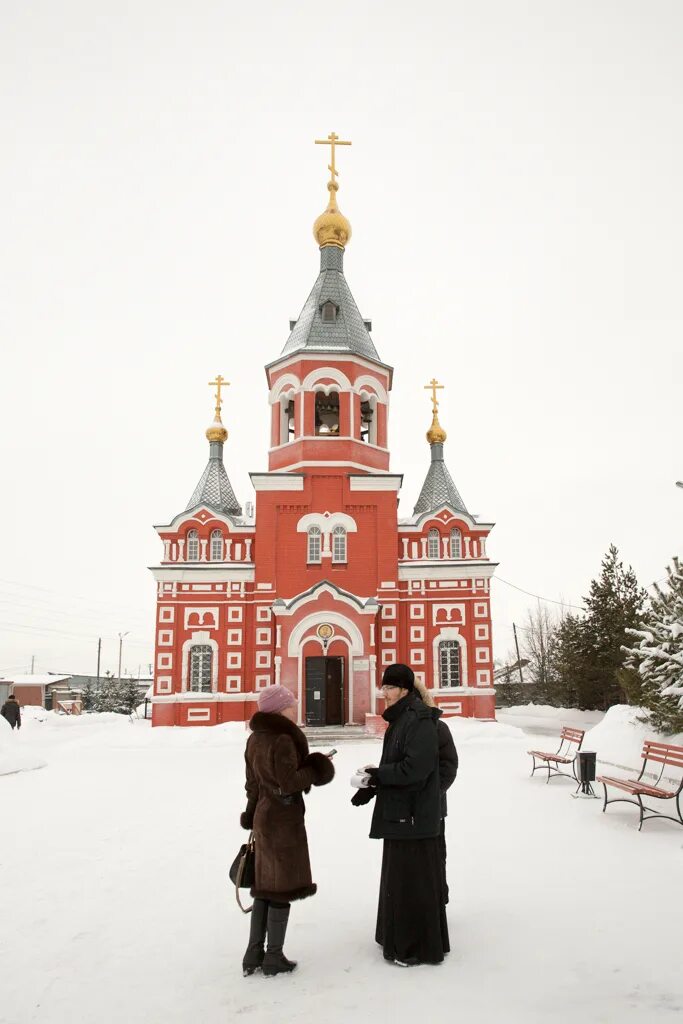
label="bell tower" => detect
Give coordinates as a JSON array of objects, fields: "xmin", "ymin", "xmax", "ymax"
[{"xmin": 265, "ymin": 133, "xmax": 393, "ymax": 475}]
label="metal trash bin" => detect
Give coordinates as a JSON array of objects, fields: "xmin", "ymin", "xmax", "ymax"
[{"xmin": 573, "ymin": 750, "xmax": 598, "ymax": 798}]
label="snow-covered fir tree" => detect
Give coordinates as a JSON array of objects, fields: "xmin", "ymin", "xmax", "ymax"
[
  {"xmin": 93, "ymin": 673, "xmax": 140, "ymax": 715},
  {"xmin": 623, "ymin": 555, "xmax": 683, "ymax": 733}
]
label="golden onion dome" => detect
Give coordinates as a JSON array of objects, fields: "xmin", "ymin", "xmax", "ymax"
[
  {"xmin": 313, "ymin": 181, "xmax": 352, "ymax": 249},
  {"xmin": 206, "ymin": 415, "xmax": 228, "ymax": 443},
  {"xmin": 426, "ymin": 410, "xmax": 447, "ymax": 445}
]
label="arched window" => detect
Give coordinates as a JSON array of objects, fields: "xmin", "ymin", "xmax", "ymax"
[
  {"xmin": 321, "ymin": 300, "xmax": 338, "ymax": 323},
  {"xmin": 189, "ymin": 645, "xmax": 213, "ymax": 692},
  {"xmin": 332, "ymin": 525, "xmax": 347, "ymax": 563},
  {"xmin": 315, "ymin": 391, "xmax": 340, "ymax": 435},
  {"xmin": 427, "ymin": 528, "xmax": 441, "ymax": 559},
  {"xmin": 210, "ymin": 529, "xmax": 223, "ymax": 561},
  {"xmin": 187, "ymin": 529, "xmax": 199, "ymax": 561},
  {"xmin": 450, "ymin": 527, "xmax": 462, "ymax": 558},
  {"xmin": 439, "ymin": 639, "xmax": 461, "ymax": 688},
  {"xmin": 359, "ymin": 393, "xmax": 378, "ymax": 445},
  {"xmin": 307, "ymin": 526, "xmax": 322, "ymax": 564}
]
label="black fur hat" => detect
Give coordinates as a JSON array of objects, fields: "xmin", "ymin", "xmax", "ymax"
[{"xmin": 382, "ymin": 663, "xmax": 415, "ymax": 691}]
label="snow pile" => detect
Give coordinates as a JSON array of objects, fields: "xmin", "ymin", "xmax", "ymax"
[
  {"xmin": 499, "ymin": 703, "xmax": 604, "ymax": 730},
  {"xmin": 584, "ymin": 704, "xmax": 683, "ymax": 774},
  {"xmin": 0, "ymin": 714, "xmax": 47, "ymax": 776},
  {"xmin": 444, "ymin": 717, "xmax": 525, "ymax": 743},
  {"xmin": 20, "ymin": 704, "xmax": 51, "ymax": 723}
]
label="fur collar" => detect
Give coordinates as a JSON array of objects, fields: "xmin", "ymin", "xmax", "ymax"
[{"xmin": 249, "ymin": 711, "xmax": 309, "ymax": 758}]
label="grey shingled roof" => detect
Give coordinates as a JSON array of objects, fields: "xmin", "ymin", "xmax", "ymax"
[
  {"xmin": 413, "ymin": 443, "xmax": 469, "ymax": 516},
  {"xmin": 186, "ymin": 441, "xmax": 242, "ymax": 516},
  {"xmin": 281, "ymin": 246, "xmax": 380, "ymax": 360}
]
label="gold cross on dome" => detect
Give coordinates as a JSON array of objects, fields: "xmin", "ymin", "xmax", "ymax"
[
  {"xmin": 315, "ymin": 131, "xmax": 352, "ymax": 185},
  {"xmin": 208, "ymin": 375, "xmax": 229, "ymax": 415},
  {"xmin": 424, "ymin": 378, "xmax": 444, "ymax": 413}
]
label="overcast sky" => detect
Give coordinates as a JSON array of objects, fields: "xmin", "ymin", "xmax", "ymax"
[{"xmin": 1, "ymin": 1, "xmax": 681, "ymax": 679}]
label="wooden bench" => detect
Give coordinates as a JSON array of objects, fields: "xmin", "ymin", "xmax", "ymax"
[
  {"xmin": 528, "ymin": 727, "xmax": 585, "ymax": 783},
  {"xmin": 597, "ymin": 740, "xmax": 683, "ymax": 831}
]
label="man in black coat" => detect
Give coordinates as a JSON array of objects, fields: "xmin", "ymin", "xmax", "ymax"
[
  {"xmin": 1, "ymin": 694, "xmax": 21, "ymax": 730},
  {"xmin": 352, "ymin": 664, "xmax": 449, "ymax": 967}
]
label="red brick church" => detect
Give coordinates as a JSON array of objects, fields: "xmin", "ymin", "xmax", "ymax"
[{"xmin": 150, "ymin": 135, "xmax": 497, "ymax": 728}]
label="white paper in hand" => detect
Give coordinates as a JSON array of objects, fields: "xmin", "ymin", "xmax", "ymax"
[{"xmin": 350, "ymin": 771, "xmax": 371, "ymax": 789}]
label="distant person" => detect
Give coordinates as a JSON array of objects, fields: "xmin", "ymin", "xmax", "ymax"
[
  {"xmin": 1, "ymin": 694, "xmax": 21, "ymax": 730},
  {"xmin": 413, "ymin": 679, "xmax": 458, "ymax": 903},
  {"xmin": 351, "ymin": 663, "xmax": 449, "ymax": 966},
  {"xmin": 239, "ymin": 684, "xmax": 335, "ymax": 977}
]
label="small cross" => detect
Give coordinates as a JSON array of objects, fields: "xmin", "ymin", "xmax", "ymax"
[
  {"xmin": 208, "ymin": 375, "xmax": 229, "ymax": 414},
  {"xmin": 315, "ymin": 131, "xmax": 352, "ymax": 185},
  {"xmin": 424, "ymin": 377, "xmax": 444, "ymax": 413}
]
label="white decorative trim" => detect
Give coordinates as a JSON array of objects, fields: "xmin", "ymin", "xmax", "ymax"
[
  {"xmin": 287, "ymin": 612, "xmax": 363, "ymax": 657},
  {"xmin": 476, "ymin": 647, "xmax": 490, "ymax": 663},
  {"xmin": 157, "ymin": 653, "xmax": 172, "ymax": 669},
  {"xmin": 410, "ymin": 604, "xmax": 424, "ymax": 619},
  {"xmin": 184, "ymin": 606, "xmax": 218, "ymax": 631},
  {"xmin": 226, "ymin": 675, "xmax": 242, "ymax": 691},
  {"xmin": 411, "ymin": 649, "xmax": 425, "ymax": 665},
  {"xmin": 227, "ymin": 629, "xmax": 242, "ymax": 645},
  {"xmin": 348, "ymin": 475, "xmax": 403, "ymax": 492},
  {"xmin": 474, "ymin": 603, "xmax": 488, "ymax": 617},
  {"xmin": 302, "ymin": 366, "xmax": 353, "ymax": 390},
  {"xmin": 381, "ymin": 604, "xmax": 396, "ymax": 619},
  {"xmin": 475, "ymin": 624, "xmax": 489, "ymax": 640},
  {"xmin": 187, "ymin": 708, "xmax": 211, "ymax": 722},
  {"xmin": 181, "ymin": 632, "xmax": 219, "ymax": 693},
  {"xmin": 410, "ymin": 626, "xmax": 425, "ymax": 642},
  {"xmin": 272, "ymin": 582, "xmax": 378, "ymax": 617},
  {"xmin": 476, "ymin": 670, "xmax": 491, "ymax": 685},
  {"xmin": 152, "ymin": 692, "xmax": 260, "ymax": 703},
  {"xmin": 257, "ymin": 606, "xmax": 272, "ymax": 622},
  {"xmin": 381, "ymin": 626, "xmax": 396, "ymax": 643},
  {"xmin": 158, "ymin": 606, "xmax": 174, "ymax": 623},
  {"xmin": 382, "ymin": 650, "xmax": 396, "ymax": 665},
  {"xmin": 249, "ymin": 474, "xmax": 305, "ymax": 491},
  {"xmin": 151, "ymin": 567, "xmax": 255, "ymax": 583},
  {"xmin": 255, "ymin": 675, "xmax": 271, "ymax": 690},
  {"xmin": 157, "ymin": 630, "xmax": 173, "ymax": 646},
  {"xmin": 256, "ymin": 628, "xmax": 271, "ymax": 645},
  {"xmin": 432, "ymin": 603, "xmax": 465, "ymax": 626},
  {"xmin": 227, "ymin": 606, "xmax": 243, "ymax": 622},
  {"xmin": 399, "ymin": 563, "xmax": 497, "ymax": 582},
  {"xmin": 156, "ymin": 676, "xmax": 172, "ymax": 694},
  {"xmin": 227, "ymin": 652, "xmax": 242, "ymax": 668},
  {"xmin": 256, "ymin": 651, "xmax": 271, "ymax": 668}
]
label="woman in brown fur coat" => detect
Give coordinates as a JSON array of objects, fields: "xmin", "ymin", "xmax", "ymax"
[{"xmin": 240, "ymin": 684, "xmax": 335, "ymax": 977}]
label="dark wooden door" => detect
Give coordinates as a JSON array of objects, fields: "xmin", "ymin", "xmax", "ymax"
[
  {"xmin": 305, "ymin": 657, "xmax": 326, "ymax": 726},
  {"xmin": 325, "ymin": 657, "xmax": 343, "ymax": 726}
]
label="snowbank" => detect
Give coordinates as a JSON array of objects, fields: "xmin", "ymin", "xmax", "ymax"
[
  {"xmin": 444, "ymin": 717, "xmax": 525, "ymax": 742},
  {"xmin": 498, "ymin": 703, "xmax": 604, "ymax": 731},
  {"xmin": 584, "ymin": 704, "xmax": 683, "ymax": 774},
  {"xmin": 0, "ymin": 714, "xmax": 47, "ymax": 776}
]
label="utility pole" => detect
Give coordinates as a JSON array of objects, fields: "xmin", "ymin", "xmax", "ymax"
[
  {"xmin": 30, "ymin": 654, "xmax": 35, "ymax": 673},
  {"xmin": 513, "ymin": 622, "xmax": 524, "ymax": 685},
  {"xmin": 118, "ymin": 631, "xmax": 130, "ymax": 683},
  {"xmin": 96, "ymin": 638, "xmax": 102, "ymax": 685}
]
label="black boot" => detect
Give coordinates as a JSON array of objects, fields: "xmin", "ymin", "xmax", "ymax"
[
  {"xmin": 242, "ymin": 898, "xmax": 268, "ymax": 976},
  {"xmin": 262, "ymin": 904, "xmax": 297, "ymax": 976}
]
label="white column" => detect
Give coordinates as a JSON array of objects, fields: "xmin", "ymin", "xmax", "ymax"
[
  {"xmin": 225, "ymin": 539, "xmax": 232, "ymax": 561},
  {"xmin": 464, "ymin": 537, "xmax": 471, "ymax": 559},
  {"xmin": 234, "ymin": 542, "xmax": 242, "ymax": 561},
  {"xmin": 370, "ymin": 622, "xmax": 375, "ymax": 647},
  {"xmin": 163, "ymin": 540, "xmax": 171, "ymax": 561},
  {"xmin": 200, "ymin": 539, "xmax": 208, "ymax": 562},
  {"xmin": 420, "ymin": 537, "xmax": 428, "ymax": 559},
  {"xmin": 276, "ymin": 625, "xmax": 282, "ymax": 649},
  {"xmin": 369, "ymin": 654, "xmax": 377, "ymax": 715},
  {"xmin": 411, "ymin": 541, "xmax": 419, "ymax": 559},
  {"xmin": 402, "ymin": 537, "xmax": 409, "ymax": 559},
  {"xmin": 178, "ymin": 539, "xmax": 185, "ymax": 561},
  {"xmin": 274, "ymin": 656, "xmax": 282, "ymax": 684},
  {"xmin": 245, "ymin": 539, "xmax": 253, "ymax": 561},
  {"xmin": 480, "ymin": 536, "xmax": 487, "ymax": 557},
  {"xmin": 442, "ymin": 537, "xmax": 449, "ymax": 558},
  {"xmin": 171, "ymin": 542, "xmax": 177, "ymax": 561}
]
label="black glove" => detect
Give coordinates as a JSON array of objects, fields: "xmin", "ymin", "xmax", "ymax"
[
  {"xmin": 365, "ymin": 768, "xmax": 379, "ymax": 786},
  {"xmin": 351, "ymin": 788, "xmax": 375, "ymax": 807}
]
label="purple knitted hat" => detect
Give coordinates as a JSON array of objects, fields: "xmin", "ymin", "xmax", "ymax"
[{"xmin": 258, "ymin": 684, "xmax": 297, "ymax": 715}]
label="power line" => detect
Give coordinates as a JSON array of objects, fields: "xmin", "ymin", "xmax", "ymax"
[{"xmin": 495, "ymin": 576, "xmax": 585, "ymax": 611}]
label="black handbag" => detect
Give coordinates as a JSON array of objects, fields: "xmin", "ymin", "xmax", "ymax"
[{"xmin": 229, "ymin": 832, "xmax": 255, "ymax": 914}]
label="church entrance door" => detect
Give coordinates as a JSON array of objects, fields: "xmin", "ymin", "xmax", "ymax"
[{"xmin": 304, "ymin": 656, "xmax": 344, "ymax": 726}]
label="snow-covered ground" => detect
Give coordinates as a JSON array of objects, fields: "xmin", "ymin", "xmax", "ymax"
[{"xmin": 2, "ymin": 710, "xmax": 682, "ymax": 1024}]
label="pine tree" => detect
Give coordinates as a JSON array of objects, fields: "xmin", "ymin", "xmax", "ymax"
[
  {"xmin": 555, "ymin": 545, "xmax": 647, "ymax": 710},
  {"xmin": 93, "ymin": 673, "xmax": 140, "ymax": 715},
  {"xmin": 623, "ymin": 556, "xmax": 683, "ymax": 733}
]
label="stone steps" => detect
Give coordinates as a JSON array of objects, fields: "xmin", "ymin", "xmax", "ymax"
[{"xmin": 304, "ymin": 726, "xmax": 377, "ymax": 746}]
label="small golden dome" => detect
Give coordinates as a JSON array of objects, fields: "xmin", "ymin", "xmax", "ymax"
[
  {"xmin": 426, "ymin": 411, "xmax": 447, "ymax": 445},
  {"xmin": 313, "ymin": 181, "xmax": 352, "ymax": 249},
  {"xmin": 206, "ymin": 416, "xmax": 228, "ymax": 443}
]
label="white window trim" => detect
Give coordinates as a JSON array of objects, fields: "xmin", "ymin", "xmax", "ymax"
[{"xmin": 432, "ymin": 628, "xmax": 468, "ymax": 688}]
